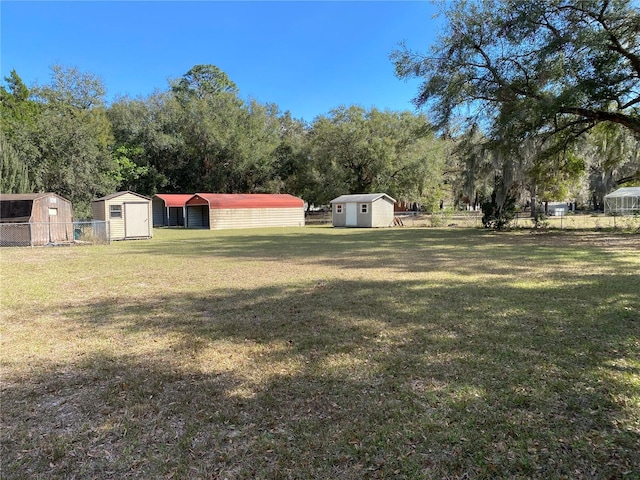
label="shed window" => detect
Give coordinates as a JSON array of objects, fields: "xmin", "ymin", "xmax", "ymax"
[
  {"xmin": 48, "ymin": 208, "xmax": 58, "ymax": 216},
  {"xmin": 360, "ymin": 204, "xmax": 368, "ymax": 214},
  {"xmin": 335, "ymin": 204, "xmax": 343, "ymax": 214},
  {"xmin": 110, "ymin": 205, "xmax": 122, "ymax": 218}
]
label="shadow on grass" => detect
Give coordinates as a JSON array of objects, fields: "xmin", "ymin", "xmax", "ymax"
[
  {"xmin": 3, "ymin": 267, "xmax": 639, "ymax": 478},
  {"xmin": 124, "ymin": 227, "xmax": 640, "ymax": 279}
]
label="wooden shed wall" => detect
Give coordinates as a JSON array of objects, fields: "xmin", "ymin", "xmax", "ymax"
[
  {"xmin": 92, "ymin": 201, "xmax": 106, "ymax": 221},
  {"xmin": 0, "ymin": 194, "xmax": 74, "ymax": 246},
  {"xmin": 32, "ymin": 196, "xmax": 74, "ymax": 244}
]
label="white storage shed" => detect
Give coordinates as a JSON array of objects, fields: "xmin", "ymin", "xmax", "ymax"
[
  {"xmin": 330, "ymin": 193, "xmax": 396, "ymax": 228},
  {"xmin": 92, "ymin": 191, "xmax": 152, "ymax": 240}
]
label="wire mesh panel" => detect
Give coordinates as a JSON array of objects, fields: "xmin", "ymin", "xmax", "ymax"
[
  {"xmin": 72, "ymin": 220, "xmax": 110, "ymax": 245},
  {"xmin": 0, "ymin": 221, "xmax": 110, "ymax": 247},
  {"xmin": 0, "ymin": 223, "xmax": 32, "ymax": 247}
]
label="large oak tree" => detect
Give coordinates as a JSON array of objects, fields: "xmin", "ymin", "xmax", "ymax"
[{"xmin": 392, "ymin": 0, "xmax": 640, "ymax": 140}]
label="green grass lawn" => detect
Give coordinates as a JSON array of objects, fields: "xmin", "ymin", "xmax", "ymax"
[{"xmin": 1, "ymin": 226, "xmax": 639, "ymax": 479}]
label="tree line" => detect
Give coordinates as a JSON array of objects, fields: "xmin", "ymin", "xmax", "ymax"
[
  {"xmin": 1, "ymin": 64, "xmax": 448, "ymax": 218},
  {"xmin": 2, "ymin": 0, "xmax": 639, "ymax": 224}
]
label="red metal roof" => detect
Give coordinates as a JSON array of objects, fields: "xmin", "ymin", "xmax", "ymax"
[
  {"xmin": 153, "ymin": 194, "xmax": 194, "ymax": 208},
  {"xmin": 187, "ymin": 193, "xmax": 304, "ymax": 209}
]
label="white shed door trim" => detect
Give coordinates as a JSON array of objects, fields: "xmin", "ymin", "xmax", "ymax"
[
  {"xmin": 346, "ymin": 203, "xmax": 358, "ymax": 226},
  {"xmin": 124, "ymin": 202, "xmax": 149, "ymax": 238}
]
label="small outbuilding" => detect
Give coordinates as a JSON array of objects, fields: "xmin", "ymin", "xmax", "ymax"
[
  {"xmin": 604, "ymin": 187, "xmax": 640, "ymax": 215},
  {"xmin": 546, "ymin": 202, "xmax": 569, "ymax": 216},
  {"xmin": 152, "ymin": 193, "xmax": 192, "ymax": 227},
  {"xmin": 0, "ymin": 193, "xmax": 74, "ymax": 246},
  {"xmin": 330, "ymin": 193, "xmax": 396, "ymax": 228},
  {"xmin": 185, "ymin": 193, "xmax": 305, "ymax": 230},
  {"xmin": 92, "ymin": 191, "xmax": 152, "ymax": 240}
]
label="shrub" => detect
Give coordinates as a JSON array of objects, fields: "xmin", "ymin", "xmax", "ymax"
[
  {"xmin": 481, "ymin": 191, "xmax": 516, "ymax": 230},
  {"xmin": 531, "ymin": 211, "xmax": 549, "ymax": 230}
]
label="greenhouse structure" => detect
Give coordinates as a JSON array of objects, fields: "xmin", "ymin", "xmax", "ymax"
[{"xmin": 603, "ymin": 187, "xmax": 640, "ymax": 215}]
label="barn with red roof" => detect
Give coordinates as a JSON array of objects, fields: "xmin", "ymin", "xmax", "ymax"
[
  {"xmin": 152, "ymin": 194, "xmax": 193, "ymax": 227},
  {"xmin": 185, "ymin": 193, "xmax": 305, "ymax": 230}
]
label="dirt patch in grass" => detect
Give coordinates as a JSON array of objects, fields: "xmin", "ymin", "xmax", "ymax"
[{"xmin": 2, "ymin": 228, "xmax": 639, "ymax": 479}]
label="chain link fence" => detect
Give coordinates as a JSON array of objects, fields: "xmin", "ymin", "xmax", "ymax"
[
  {"xmin": 0, "ymin": 220, "xmax": 110, "ymax": 247},
  {"xmin": 512, "ymin": 212, "xmax": 640, "ymax": 231},
  {"xmin": 395, "ymin": 211, "xmax": 640, "ymax": 230},
  {"xmin": 306, "ymin": 209, "xmax": 639, "ymax": 231}
]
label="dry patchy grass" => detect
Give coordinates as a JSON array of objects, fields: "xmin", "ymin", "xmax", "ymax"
[{"xmin": 1, "ymin": 227, "xmax": 639, "ymax": 479}]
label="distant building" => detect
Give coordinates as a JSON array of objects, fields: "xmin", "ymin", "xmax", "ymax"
[
  {"xmin": 604, "ymin": 187, "xmax": 640, "ymax": 216},
  {"xmin": 546, "ymin": 202, "xmax": 569, "ymax": 216}
]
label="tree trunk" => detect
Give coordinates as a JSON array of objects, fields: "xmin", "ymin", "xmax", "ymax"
[{"xmin": 530, "ymin": 186, "xmax": 537, "ymax": 218}]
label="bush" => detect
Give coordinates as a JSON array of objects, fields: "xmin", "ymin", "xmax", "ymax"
[
  {"xmin": 531, "ymin": 211, "xmax": 549, "ymax": 229},
  {"xmin": 481, "ymin": 191, "xmax": 516, "ymax": 230}
]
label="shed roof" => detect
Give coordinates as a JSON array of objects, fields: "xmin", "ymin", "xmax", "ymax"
[
  {"xmin": 604, "ymin": 187, "xmax": 640, "ymax": 198},
  {"xmin": 0, "ymin": 193, "xmax": 69, "ymax": 202},
  {"xmin": 153, "ymin": 193, "xmax": 193, "ymax": 207},
  {"xmin": 93, "ymin": 191, "xmax": 151, "ymax": 202},
  {"xmin": 330, "ymin": 193, "xmax": 396, "ymax": 204},
  {"xmin": 187, "ymin": 193, "xmax": 304, "ymax": 209}
]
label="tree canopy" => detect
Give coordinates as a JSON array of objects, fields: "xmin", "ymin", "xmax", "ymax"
[
  {"xmin": 3, "ymin": 58, "xmax": 634, "ymax": 222},
  {"xmin": 1, "ymin": 66, "xmax": 117, "ymax": 216},
  {"xmin": 392, "ymin": 0, "xmax": 640, "ymax": 140},
  {"xmin": 307, "ymin": 106, "xmax": 446, "ymax": 207},
  {"xmin": 171, "ymin": 64, "xmax": 239, "ymax": 101}
]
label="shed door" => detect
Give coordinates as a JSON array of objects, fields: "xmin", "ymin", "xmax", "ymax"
[
  {"xmin": 346, "ymin": 203, "xmax": 358, "ymax": 226},
  {"xmin": 124, "ymin": 202, "xmax": 149, "ymax": 238}
]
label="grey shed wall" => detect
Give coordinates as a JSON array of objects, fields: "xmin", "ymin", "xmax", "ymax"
[{"xmin": 331, "ymin": 194, "xmax": 395, "ymax": 228}]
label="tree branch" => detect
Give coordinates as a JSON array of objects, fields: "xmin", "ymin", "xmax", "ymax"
[{"xmin": 558, "ymin": 107, "xmax": 640, "ymax": 134}]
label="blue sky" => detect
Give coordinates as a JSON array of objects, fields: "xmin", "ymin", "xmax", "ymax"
[{"xmin": 1, "ymin": 1, "xmax": 443, "ymax": 122}]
